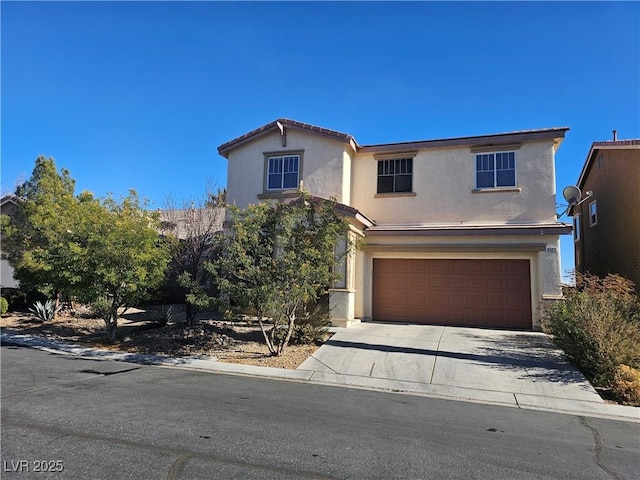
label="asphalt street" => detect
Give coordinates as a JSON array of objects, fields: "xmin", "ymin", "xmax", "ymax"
[{"xmin": 1, "ymin": 345, "xmax": 638, "ymax": 480}]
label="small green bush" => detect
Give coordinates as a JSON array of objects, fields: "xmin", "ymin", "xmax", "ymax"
[
  {"xmin": 90, "ymin": 298, "xmax": 112, "ymax": 323},
  {"xmin": 29, "ymin": 299, "xmax": 61, "ymax": 322},
  {"xmin": 543, "ymin": 273, "xmax": 640, "ymax": 388},
  {"xmin": 0, "ymin": 297, "xmax": 8, "ymax": 315},
  {"xmin": 291, "ymin": 323, "xmax": 328, "ymax": 345}
]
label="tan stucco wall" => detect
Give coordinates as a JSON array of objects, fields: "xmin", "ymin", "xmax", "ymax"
[
  {"xmin": 351, "ymin": 140, "xmax": 558, "ymax": 225},
  {"xmin": 222, "ymin": 128, "xmax": 566, "ymax": 329},
  {"xmin": 226, "ymin": 129, "xmax": 353, "ymax": 208}
]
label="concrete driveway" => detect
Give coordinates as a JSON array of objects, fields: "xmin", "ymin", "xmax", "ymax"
[{"xmin": 298, "ymin": 323, "xmax": 607, "ymax": 410}]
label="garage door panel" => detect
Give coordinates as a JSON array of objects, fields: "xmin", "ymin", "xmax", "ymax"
[
  {"xmin": 447, "ymin": 276, "xmax": 465, "ymax": 288},
  {"xmin": 429, "ymin": 276, "xmax": 446, "ymax": 287},
  {"xmin": 486, "ymin": 277, "xmax": 507, "ymax": 290},
  {"xmin": 467, "ymin": 277, "xmax": 483, "ymax": 289},
  {"xmin": 373, "ymin": 259, "xmax": 531, "ymax": 329},
  {"xmin": 410, "ymin": 276, "xmax": 428, "ymax": 288}
]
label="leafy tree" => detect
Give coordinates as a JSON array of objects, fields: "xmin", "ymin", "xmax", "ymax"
[
  {"xmin": 68, "ymin": 191, "xmax": 171, "ymax": 341},
  {"xmin": 4, "ymin": 157, "xmax": 171, "ymax": 340},
  {"xmin": 3, "ymin": 156, "xmax": 78, "ymax": 297},
  {"xmin": 211, "ymin": 193, "xmax": 352, "ymax": 355},
  {"xmin": 162, "ymin": 189, "xmax": 225, "ymax": 326},
  {"xmin": 206, "ymin": 187, "xmax": 226, "ymax": 208}
]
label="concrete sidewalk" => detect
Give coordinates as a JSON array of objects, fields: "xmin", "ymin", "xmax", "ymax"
[
  {"xmin": 2, "ymin": 327, "xmax": 638, "ymax": 423},
  {"xmin": 298, "ymin": 324, "xmax": 639, "ymax": 420}
]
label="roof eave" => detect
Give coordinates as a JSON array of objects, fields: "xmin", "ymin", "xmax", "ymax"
[
  {"xmin": 576, "ymin": 140, "xmax": 640, "ymax": 189},
  {"xmin": 360, "ymin": 127, "xmax": 570, "ymax": 154},
  {"xmin": 218, "ymin": 118, "xmax": 359, "ymax": 158},
  {"xmin": 365, "ymin": 223, "xmax": 572, "ymax": 237}
]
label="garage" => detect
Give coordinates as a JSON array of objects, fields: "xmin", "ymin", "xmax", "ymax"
[{"xmin": 372, "ymin": 258, "xmax": 532, "ymax": 329}]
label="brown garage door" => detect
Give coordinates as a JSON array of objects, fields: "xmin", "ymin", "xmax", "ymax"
[{"xmin": 373, "ymin": 259, "xmax": 532, "ymax": 329}]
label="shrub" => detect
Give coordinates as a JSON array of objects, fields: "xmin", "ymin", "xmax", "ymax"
[
  {"xmin": 29, "ymin": 299, "xmax": 61, "ymax": 322},
  {"xmin": 289, "ymin": 323, "xmax": 328, "ymax": 345},
  {"xmin": 1, "ymin": 288, "xmax": 26, "ymax": 311},
  {"xmin": 275, "ymin": 295, "xmax": 331, "ymax": 345},
  {"xmin": 543, "ymin": 273, "xmax": 640, "ymax": 387},
  {"xmin": 150, "ymin": 304, "xmax": 177, "ymax": 327},
  {"xmin": 612, "ymin": 365, "xmax": 640, "ymax": 406},
  {"xmin": 0, "ymin": 297, "xmax": 8, "ymax": 315}
]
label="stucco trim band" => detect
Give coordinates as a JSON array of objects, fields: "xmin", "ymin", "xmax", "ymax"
[
  {"xmin": 365, "ymin": 225, "xmax": 572, "ymax": 237},
  {"xmin": 360, "ymin": 243, "xmax": 547, "ymax": 253}
]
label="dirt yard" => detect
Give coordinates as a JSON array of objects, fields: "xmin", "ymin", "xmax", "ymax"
[{"xmin": 0, "ymin": 308, "xmax": 321, "ymax": 369}]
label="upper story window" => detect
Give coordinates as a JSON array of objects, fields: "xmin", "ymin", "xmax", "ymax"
[
  {"xmin": 476, "ymin": 151, "xmax": 516, "ymax": 188},
  {"xmin": 573, "ymin": 214, "xmax": 581, "ymax": 241},
  {"xmin": 589, "ymin": 200, "xmax": 598, "ymax": 227},
  {"xmin": 377, "ymin": 158, "xmax": 413, "ymax": 194},
  {"xmin": 267, "ymin": 154, "xmax": 300, "ymax": 190}
]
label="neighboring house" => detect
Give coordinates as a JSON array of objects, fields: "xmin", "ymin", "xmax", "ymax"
[
  {"xmin": 159, "ymin": 207, "xmax": 225, "ymax": 241},
  {"xmin": 1, "ymin": 195, "xmax": 19, "ymax": 289},
  {"xmin": 571, "ymin": 135, "xmax": 640, "ymax": 291},
  {"xmin": 218, "ymin": 119, "xmax": 572, "ymax": 330},
  {"xmin": 158, "ymin": 207, "xmax": 225, "ymax": 296}
]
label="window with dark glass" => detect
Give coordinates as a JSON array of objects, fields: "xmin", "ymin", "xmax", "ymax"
[
  {"xmin": 377, "ymin": 158, "xmax": 413, "ymax": 194},
  {"xmin": 573, "ymin": 214, "xmax": 581, "ymax": 241},
  {"xmin": 476, "ymin": 151, "xmax": 516, "ymax": 188},
  {"xmin": 589, "ymin": 200, "xmax": 598, "ymax": 227},
  {"xmin": 267, "ymin": 155, "xmax": 299, "ymax": 190}
]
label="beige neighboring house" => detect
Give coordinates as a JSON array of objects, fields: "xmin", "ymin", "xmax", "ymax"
[
  {"xmin": 159, "ymin": 207, "xmax": 225, "ymax": 240},
  {"xmin": 1, "ymin": 195, "xmax": 20, "ymax": 289},
  {"xmin": 218, "ymin": 119, "xmax": 571, "ymax": 330}
]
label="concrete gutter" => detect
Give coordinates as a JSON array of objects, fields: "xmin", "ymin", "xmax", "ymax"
[{"xmin": 2, "ymin": 331, "xmax": 638, "ymax": 423}]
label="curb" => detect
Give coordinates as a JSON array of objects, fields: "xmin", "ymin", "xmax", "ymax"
[{"xmin": 2, "ymin": 332, "xmax": 638, "ymax": 423}]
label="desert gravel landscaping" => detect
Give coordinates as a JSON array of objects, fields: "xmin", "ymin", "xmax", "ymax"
[{"xmin": 0, "ymin": 308, "xmax": 320, "ymax": 370}]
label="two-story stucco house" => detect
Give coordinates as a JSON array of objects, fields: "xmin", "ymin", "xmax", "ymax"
[{"xmin": 218, "ymin": 119, "xmax": 571, "ymax": 330}]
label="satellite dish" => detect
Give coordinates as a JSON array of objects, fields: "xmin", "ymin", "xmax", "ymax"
[{"xmin": 562, "ymin": 185, "xmax": 582, "ymax": 206}]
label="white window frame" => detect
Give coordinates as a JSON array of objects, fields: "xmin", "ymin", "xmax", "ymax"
[
  {"xmin": 573, "ymin": 214, "xmax": 581, "ymax": 241},
  {"xmin": 475, "ymin": 151, "xmax": 517, "ymax": 189},
  {"xmin": 589, "ymin": 200, "xmax": 598, "ymax": 227},
  {"xmin": 266, "ymin": 154, "xmax": 300, "ymax": 191}
]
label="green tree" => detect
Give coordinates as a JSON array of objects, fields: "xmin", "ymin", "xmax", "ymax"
[
  {"xmin": 4, "ymin": 157, "xmax": 171, "ymax": 340},
  {"xmin": 3, "ymin": 156, "xmax": 78, "ymax": 297},
  {"xmin": 211, "ymin": 193, "xmax": 352, "ymax": 355},
  {"xmin": 70, "ymin": 191, "xmax": 171, "ymax": 341}
]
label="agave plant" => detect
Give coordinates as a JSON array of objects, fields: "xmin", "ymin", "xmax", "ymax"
[
  {"xmin": 151, "ymin": 304, "xmax": 178, "ymax": 327},
  {"xmin": 29, "ymin": 299, "xmax": 61, "ymax": 322}
]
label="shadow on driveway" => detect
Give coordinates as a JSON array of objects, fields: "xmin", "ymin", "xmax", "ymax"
[{"xmin": 325, "ymin": 335, "xmax": 588, "ymax": 386}]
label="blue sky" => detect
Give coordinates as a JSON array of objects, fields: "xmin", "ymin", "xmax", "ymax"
[{"xmin": 2, "ymin": 1, "xmax": 639, "ymax": 279}]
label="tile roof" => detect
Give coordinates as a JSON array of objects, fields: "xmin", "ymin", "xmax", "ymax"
[
  {"xmin": 284, "ymin": 194, "xmax": 375, "ymax": 228},
  {"xmin": 591, "ymin": 139, "xmax": 640, "ymax": 147},
  {"xmin": 217, "ymin": 118, "xmax": 357, "ymax": 157},
  {"xmin": 218, "ymin": 118, "xmax": 570, "ymax": 158}
]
